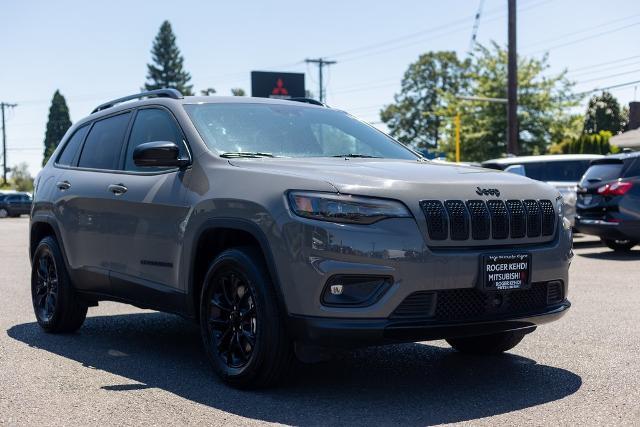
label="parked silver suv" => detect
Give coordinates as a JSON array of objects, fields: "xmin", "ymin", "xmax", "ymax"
[{"xmin": 30, "ymin": 89, "xmax": 572, "ymax": 388}]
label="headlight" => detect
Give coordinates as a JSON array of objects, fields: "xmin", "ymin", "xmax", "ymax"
[{"xmin": 287, "ymin": 191, "xmax": 412, "ymax": 224}]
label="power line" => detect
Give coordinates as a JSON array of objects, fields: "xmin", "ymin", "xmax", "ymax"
[
  {"xmin": 567, "ymin": 54, "xmax": 640, "ymax": 74},
  {"xmin": 527, "ymin": 21, "xmax": 640, "ymax": 55},
  {"xmin": 576, "ymin": 79, "xmax": 640, "ymax": 96},
  {"xmin": 575, "ymin": 68, "xmax": 640, "ymax": 85},
  {"xmin": 469, "ymin": 0, "xmax": 487, "ymax": 52}
]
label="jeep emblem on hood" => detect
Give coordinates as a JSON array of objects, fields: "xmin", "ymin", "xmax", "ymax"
[{"xmin": 476, "ymin": 187, "xmax": 500, "ymax": 197}]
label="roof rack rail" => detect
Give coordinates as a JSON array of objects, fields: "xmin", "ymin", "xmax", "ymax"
[
  {"xmin": 91, "ymin": 89, "xmax": 183, "ymax": 114},
  {"xmin": 288, "ymin": 97, "xmax": 327, "ymax": 107}
]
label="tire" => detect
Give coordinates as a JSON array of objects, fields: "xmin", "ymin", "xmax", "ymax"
[
  {"xmin": 446, "ymin": 331, "xmax": 526, "ymax": 355},
  {"xmin": 31, "ymin": 236, "xmax": 88, "ymax": 333},
  {"xmin": 601, "ymin": 238, "xmax": 637, "ymax": 252},
  {"xmin": 199, "ymin": 247, "xmax": 293, "ymax": 388},
  {"xmin": 0, "ymin": 208, "xmax": 8, "ymax": 218}
]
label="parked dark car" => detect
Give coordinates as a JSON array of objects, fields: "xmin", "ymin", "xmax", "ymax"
[
  {"xmin": 575, "ymin": 152, "xmax": 640, "ymax": 251},
  {"xmin": 0, "ymin": 192, "xmax": 32, "ymax": 218}
]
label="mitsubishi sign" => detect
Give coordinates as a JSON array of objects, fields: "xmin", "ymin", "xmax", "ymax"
[{"xmin": 251, "ymin": 71, "xmax": 305, "ymax": 99}]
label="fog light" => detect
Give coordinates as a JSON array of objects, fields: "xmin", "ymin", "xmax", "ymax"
[
  {"xmin": 330, "ymin": 284, "xmax": 343, "ymax": 295},
  {"xmin": 322, "ymin": 275, "xmax": 392, "ymax": 307}
]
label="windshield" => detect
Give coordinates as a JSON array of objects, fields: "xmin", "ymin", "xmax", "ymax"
[
  {"xmin": 579, "ymin": 163, "xmax": 623, "ymax": 187},
  {"xmin": 184, "ymin": 103, "xmax": 419, "ymax": 160}
]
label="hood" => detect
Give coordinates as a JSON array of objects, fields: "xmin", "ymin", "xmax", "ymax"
[{"xmin": 228, "ymin": 158, "xmax": 559, "ymax": 202}]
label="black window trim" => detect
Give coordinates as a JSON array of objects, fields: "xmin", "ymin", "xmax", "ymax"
[
  {"xmin": 53, "ymin": 123, "xmax": 91, "ymax": 168},
  {"xmin": 118, "ymin": 104, "xmax": 193, "ymax": 176},
  {"xmin": 54, "ymin": 108, "xmax": 135, "ymax": 173}
]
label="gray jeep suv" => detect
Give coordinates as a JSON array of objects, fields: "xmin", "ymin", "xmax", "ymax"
[{"xmin": 30, "ymin": 89, "xmax": 572, "ymax": 388}]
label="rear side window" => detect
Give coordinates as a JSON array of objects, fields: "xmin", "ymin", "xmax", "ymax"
[
  {"xmin": 579, "ymin": 163, "xmax": 623, "ymax": 186},
  {"xmin": 78, "ymin": 112, "xmax": 132, "ymax": 170},
  {"xmin": 124, "ymin": 108, "xmax": 187, "ymax": 171},
  {"xmin": 57, "ymin": 125, "xmax": 89, "ymax": 166},
  {"xmin": 622, "ymin": 158, "xmax": 640, "ymax": 178}
]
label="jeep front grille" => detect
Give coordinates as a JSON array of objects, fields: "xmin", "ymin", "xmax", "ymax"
[{"xmin": 420, "ymin": 199, "xmax": 555, "ymax": 242}]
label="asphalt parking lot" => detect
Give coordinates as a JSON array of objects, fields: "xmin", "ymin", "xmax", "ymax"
[{"xmin": 1, "ymin": 217, "xmax": 639, "ymax": 426}]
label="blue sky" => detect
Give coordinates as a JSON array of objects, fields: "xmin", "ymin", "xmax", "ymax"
[{"xmin": 2, "ymin": 0, "xmax": 639, "ymax": 175}]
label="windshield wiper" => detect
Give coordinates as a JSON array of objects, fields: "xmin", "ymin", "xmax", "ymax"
[
  {"xmin": 220, "ymin": 152, "xmax": 275, "ymax": 158},
  {"xmin": 331, "ymin": 154, "xmax": 381, "ymax": 158}
]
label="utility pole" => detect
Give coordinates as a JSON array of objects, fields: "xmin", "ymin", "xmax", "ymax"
[
  {"xmin": 1, "ymin": 102, "xmax": 18, "ymax": 185},
  {"xmin": 305, "ymin": 58, "xmax": 337, "ymax": 103},
  {"xmin": 507, "ymin": 0, "xmax": 518, "ymax": 155}
]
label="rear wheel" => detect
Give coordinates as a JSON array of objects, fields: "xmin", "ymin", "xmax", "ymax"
[
  {"xmin": 200, "ymin": 247, "xmax": 292, "ymax": 388},
  {"xmin": 31, "ymin": 236, "xmax": 87, "ymax": 332},
  {"xmin": 446, "ymin": 331, "xmax": 526, "ymax": 354},
  {"xmin": 602, "ymin": 238, "xmax": 637, "ymax": 252},
  {"xmin": 0, "ymin": 208, "xmax": 8, "ymax": 218}
]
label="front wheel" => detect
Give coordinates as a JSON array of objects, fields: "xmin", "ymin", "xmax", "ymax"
[
  {"xmin": 0, "ymin": 208, "xmax": 8, "ymax": 218},
  {"xmin": 602, "ymin": 238, "xmax": 637, "ymax": 252},
  {"xmin": 200, "ymin": 247, "xmax": 292, "ymax": 388},
  {"xmin": 446, "ymin": 331, "xmax": 526, "ymax": 354}
]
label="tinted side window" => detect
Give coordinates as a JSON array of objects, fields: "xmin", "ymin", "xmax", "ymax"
[
  {"xmin": 125, "ymin": 108, "xmax": 186, "ymax": 171},
  {"xmin": 78, "ymin": 112, "xmax": 132, "ymax": 170},
  {"xmin": 57, "ymin": 125, "xmax": 89, "ymax": 166},
  {"xmin": 623, "ymin": 158, "xmax": 640, "ymax": 178}
]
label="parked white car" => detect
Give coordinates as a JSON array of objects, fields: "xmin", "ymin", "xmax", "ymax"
[{"xmin": 482, "ymin": 154, "xmax": 604, "ymax": 226}]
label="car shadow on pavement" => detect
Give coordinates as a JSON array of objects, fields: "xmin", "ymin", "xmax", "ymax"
[{"xmin": 7, "ymin": 313, "xmax": 581, "ymax": 426}]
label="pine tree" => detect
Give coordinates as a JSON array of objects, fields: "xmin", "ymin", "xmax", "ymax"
[
  {"xmin": 43, "ymin": 90, "xmax": 72, "ymax": 166},
  {"xmin": 144, "ymin": 21, "xmax": 193, "ymax": 95}
]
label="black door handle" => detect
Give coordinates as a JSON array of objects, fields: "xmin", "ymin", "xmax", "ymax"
[
  {"xmin": 108, "ymin": 184, "xmax": 127, "ymax": 195},
  {"xmin": 56, "ymin": 181, "xmax": 71, "ymax": 190}
]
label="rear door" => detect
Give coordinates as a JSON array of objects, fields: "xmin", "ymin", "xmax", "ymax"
[
  {"xmin": 55, "ymin": 111, "xmax": 133, "ymax": 292},
  {"xmin": 105, "ymin": 106, "xmax": 191, "ymax": 310}
]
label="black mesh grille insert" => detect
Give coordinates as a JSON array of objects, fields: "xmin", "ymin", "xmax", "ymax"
[
  {"xmin": 392, "ymin": 282, "xmax": 564, "ymax": 323},
  {"xmin": 539, "ymin": 199, "xmax": 556, "ymax": 236},
  {"xmin": 390, "ymin": 291, "xmax": 436, "ymax": 318},
  {"xmin": 523, "ymin": 200, "xmax": 542, "ymax": 237},
  {"xmin": 486, "ymin": 200, "xmax": 509, "ymax": 239},
  {"xmin": 506, "ymin": 200, "xmax": 526, "ymax": 238},
  {"xmin": 420, "ymin": 200, "xmax": 448, "ymax": 240},
  {"xmin": 444, "ymin": 200, "xmax": 469, "ymax": 240},
  {"xmin": 466, "ymin": 200, "xmax": 491, "ymax": 240}
]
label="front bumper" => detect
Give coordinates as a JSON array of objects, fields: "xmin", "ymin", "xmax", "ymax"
[{"xmin": 289, "ymin": 301, "xmax": 570, "ymax": 348}]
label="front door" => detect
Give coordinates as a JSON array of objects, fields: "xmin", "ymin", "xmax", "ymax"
[{"xmin": 105, "ymin": 107, "xmax": 191, "ymax": 311}]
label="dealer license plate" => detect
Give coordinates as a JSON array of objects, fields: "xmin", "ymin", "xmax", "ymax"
[{"xmin": 483, "ymin": 253, "xmax": 531, "ymax": 290}]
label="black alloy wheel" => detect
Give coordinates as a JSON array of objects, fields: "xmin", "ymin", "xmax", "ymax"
[
  {"xmin": 31, "ymin": 236, "xmax": 87, "ymax": 332},
  {"xmin": 200, "ymin": 247, "xmax": 292, "ymax": 388},
  {"xmin": 33, "ymin": 249, "xmax": 59, "ymax": 322},
  {"xmin": 206, "ymin": 269, "xmax": 258, "ymax": 369}
]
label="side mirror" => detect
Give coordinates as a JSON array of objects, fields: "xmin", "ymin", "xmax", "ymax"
[
  {"xmin": 504, "ymin": 164, "xmax": 526, "ymax": 176},
  {"xmin": 133, "ymin": 141, "xmax": 190, "ymax": 168}
]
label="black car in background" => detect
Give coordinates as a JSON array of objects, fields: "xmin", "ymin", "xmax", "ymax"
[
  {"xmin": 0, "ymin": 192, "xmax": 33, "ymax": 218},
  {"xmin": 575, "ymin": 152, "xmax": 640, "ymax": 251}
]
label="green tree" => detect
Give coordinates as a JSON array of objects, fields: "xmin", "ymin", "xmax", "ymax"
[
  {"xmin": 231, "ymin": 88, "xmax": 246, "ymax": 96},
  {"xmin": 42, "ymin": 90, "xmax": 72, "ymax": 166},
  {"xmin": 10, "ymin": 162, "xmax": 34, "ymax": 192},
  {"xmin": 548, "ymin": 131, "xmax": 618, "ymax": 155},
  {"xmin": 440, "ymin": 43, "xmax": 577, "ymax": 161},
  {"xmin": 583, "ymin": 91, "xmax": 627, "ymax": 134},
  {"xmin": 380, "ymin": 51, "xmax": 471, "ymax": 149},
  {"xmin": 200, "ymin": 88, "xmax": 216, "ymax": 96},
  {"xmin": 144, "ymin": 21, "xmax": 193, "ymax": 95}
]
